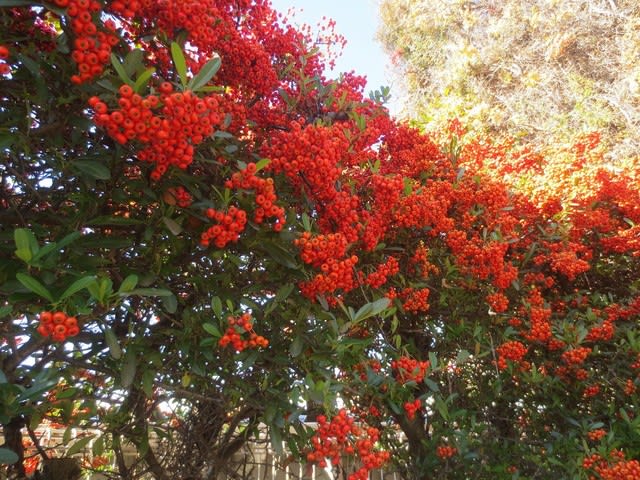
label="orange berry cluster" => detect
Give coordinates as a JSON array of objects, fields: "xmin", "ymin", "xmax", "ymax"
[
  {"xmin": 299, "ymin": 255, "xmax": 359, "ymax": 300},
  {"xmin": 37, "ymin": 311, "xmax": 80, "ymax": 342},
  {"xmin": 391, "ymin": 357, "xmax": 429, "ymax": 384},
  {"xmin": 524, "ymin": 306, "xmax": 553, "ymax": 343},
  {"xmin": 496, "ymin": 341, "xmax": 528, "ymax": 371},
  {"xmin": 403, "ymin": 398, "xmax": 421, "ymax": 420},
  {"xmin": 587, "ymin": 429, "xmax": 606, "ymax": 442},
  {"xmin": 365, "ymin": 256, "xmax": 399, "ymax": 289},
  {"xmin": 295, "ymin": 232, "xmax": 348, "ymax": 268},
  {"xmin": 54, "ymin": 0, "xmax": 119, "ymax": 84},
  {"xmin": 436, "ymin": 445, "xmax": 457, "ymax": 459},
  {"xmin": 218, "ymin": 313, "xmax": 268, "ymax": 352},
  {"xmin": 561, "ymin": 347, "xmax": 592, "ymax": 366},
  {"xmin": 201, "ymin": 206, "xmax": 247, "ymax": 248},
  {"xmin": 92, "ymin": 86, "xmax": 223, "ymax": 180},
  {"xmin": 0, "ymin": 45, "xmax": 10, "ymax": 75},
  {"xmin": 306, "ymin": 410, "xmax": 390, "ymax": 480},
  {"xmin": 400, "ymin": 287, "xmax": 430, "ymax": 313},
  {"xmin": 486, "ymin": 292, "xmax": 509, "ymax": 313},
  {"xmin": 224, "ymin": 162, "xmax": 285, "ymax": 230},
  {"xmin": 583, "ymin": 384, "xmax": 601, "ymax": 398},
  {"xmin": 583, "ymin": 451, "xmax": 640, "ymax": 480}
]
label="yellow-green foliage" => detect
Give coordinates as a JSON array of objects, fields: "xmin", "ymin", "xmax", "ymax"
[{"xmin": 378, "ymin": 0, "xmax": 640, "ymax": 159}]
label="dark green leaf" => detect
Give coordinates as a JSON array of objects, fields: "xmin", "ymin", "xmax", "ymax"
[
  {"xmin": 202, "ymin": 323, "xmax": 221, "ymax": 337},
  {"xmin": 128, "ymin": 288, "xmax": 173, "ymax": 297},
  {"xmin": 104, "ymin": 328, "xmax": 122, "ymax": 359},
  {"xmin": 0, "ymin": 448, "xmax": 18, "ymax": 465},
  {"xmin": 162, "ymin": 217, "xmax": 183, "ymax": 235},
  {"xmin": 73, "ymin": 160, "xmax": 111, "ymax": 180},
  {"xmin": 121, "ymin": 350, "xmax": 137, "ymax": 387},
  {"xmin": 110, "ymin": 53, "xmax": 134, "ymax": 86},
  {"xmin": 118, "ymin": 274, "xmax": 139, "ymax": 294},
  {"xmin": 59, "ymin": 276, "xmax": 96, "ymax": 300},
  {"xmin": 134, "ymin": 67, "xmax": 156, "ymax": 93},
  {"xmin": 16, "ymin": 273, "xmax": 54, "ymax": 302}
]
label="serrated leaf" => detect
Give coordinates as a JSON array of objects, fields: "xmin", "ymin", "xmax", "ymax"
[
  {"xmin": 171, "ymin": 42, "xmax": 188, "ymax": 88},
  {"xmin": 118, "ymin": 274, "xmax": 139, "ymax": 294},
  {"xmin": 188, "ymin": 56, "xmax": 221, "ymax": 91},
  {"xmin": 104, "ymin": 328, "xmax": 122, "ymax": 359},
  {"xmin": 67, "ymin": 435, "xmax": 94, "ymax": 457},
  {"xmin": 110, "ymin": 53, "xmax": 134, "ymax": 86},
  {"xmin": 59, "ymin": 276, "xmax": 96, "ymax": 301},
  {"xmin": 16, "ymin": 273, "xmax": 54, "ymax": 302},
  {"xmin": 0, "ymin": 448, "xmax": 18, "ymax": 465},
  {"xmin": 202, "ymin": 323, "xmax": 221, "ymax": 337}
]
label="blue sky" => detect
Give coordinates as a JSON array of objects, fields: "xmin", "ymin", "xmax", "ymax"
[{"xmin": 269, "ymin": 0, "xmax": 399, "ymax": 113}]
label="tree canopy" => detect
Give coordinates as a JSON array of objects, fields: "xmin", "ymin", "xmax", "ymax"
[{"xmin": 0, "ymin": 1, "xmax": 639, "ymax": 479}]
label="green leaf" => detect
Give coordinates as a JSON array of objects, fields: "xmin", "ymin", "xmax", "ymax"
[
  {"xmin": 0, "ymin": 305, "xmax": 12, "ymax": 318},
  {"xmin": 262, "ymin": 241, "xmax": 298, "ymax": 269},
  {"xmin": 211, "ymin": 296, "xmax": 223, "ymax": 319},
  {"xmin": 104, "ymin": 327, "xmax": 122, "ymax": 359},
  {"xmin": 88, "ymin": 216, "xmax": 143, "ymax": 226},
  {"xmin": 162, "ymin": 294, "xmax": 178, "ymax": 313},
  {"xmin": 14, "ymin": 228, "xmax": 38, "ymax": 262},
  {"xmin": 16, "ymin": 273, "xmax": 54, "ymax": 302},
  {"xmin": 0, "ymin": 0, "xmax": 34, "ymax": 6},
  {"xmin": 171, "ymin": 42, "xmax": 188, "ymax": 88},
  {"xmin": 55, "ymin": 387, "xmax": 78, "ymax": 400},
  {"xmin": 290, "ymin": 335, "xmax": 303, "ymax": 357},
  {"xmin": 110, "ymin": 53, "xmax": 134, "ymax": 86},
  {"xmin": 121, "ymin": 350, "xmax": 137, "ymax": 388},
  {"xmin": 254, "ymin": 158, "xmax": 270, "ymax": 172},
  {"xmin": 67, "ymin": 435, "xmax": 95, "ymax": 457},
  {"xmin": 128, "ymin": 288, "xmax": 173, "ymax": 297},
  {"xmin": 353, "ymin": 298, "xmax": 390, "ymax": 323},
  {"xmin": 73, "ymin": 160, "xmax": 111, "ymax": 180},
  {"xmin": 123, "ymin": 48, "xmax": 144, "ymax": 77},
  {"xmin": 59, "ymin": 276, "xmax": 96, "ymax": 301},
  {"xmin": 188, "ymin": 57, "xmax": 221, "ymax": 91},
  {"xmin": 118, "ymin": 274, "xmax": 139, "ymax": 294},
  {"xmin": 202, "ymin": 323, "xmax": 221, "ymax": 337},
  {"xmin": 142, "ymin": 370, "xmax": 154, "ymax": 398},
  {"xmin": 0, "ymin": 448, "xmax": 19, "ymax": 465},
  {"xmin": 162, "ymin": 217, "xmax": 183, "ymax": 235},
  {"xmin": 92, "ymin": 435, "xmax": 104, "ymax": 457},
  {"xmin": 134, "ymin": 67, "xmax": 156, "ymax": 93}
]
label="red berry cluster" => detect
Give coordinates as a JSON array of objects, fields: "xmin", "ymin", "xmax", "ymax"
[
  {"xmin": 224, "ymin": 162, "xmax": 285, "ymax": 230},
  {"xmin": 583, "ymin": 451, "xmax": 640, "ymax": 480},
  {"xmin": 496, "ymin": 341, "xmax": 528, "ymax": 371},
  {"xmin": 0, "ymin": 45, "xmax": 10, "ymax": 75},
  {"xmin": 201, "ymin": 206, "xmax": 247, "ymax": 248},
  {"xmin": 164, "ymin": 186, "xmax": 192, "ymax": 208},
  {"xmin": 36, "ymin": 311, "xmax": 80, "ymax": 342},
  {"xmin": 400, "ymin": 287, "xmax": 430, "ymax": 313},
  {"xmin": 403, "ymin": 398, "xmax": 421, "ymax": 420},
  {"xmin": 218, "ymin": 313, "xmax": 268, "ymax": 352},
  {"xmin": 486, "ymin": 292, "xmax": 509, "ymax": 313},
  {"xmin": 306, "ymin": 410, "xmax": 390, "ymax": 480},
  {"xmin": 54, "ymin": 0, "xmax": 119, "ymax": 84},
  {"xmin": 92, "ymin": 85, "xmax": 223, "ymax": 180},
  {"xmin": 294, "ymin": 232, "xmax": 348, "ymax": 268},
  {"xmin": 365, "ymin": 256, "xmax": 399, "ymax": 289},
  {"xmin": 391, "ymin": 357, "xmax": 429, "ymax": 384},
  {"xmin": 436, "ymin": 445, "xmax": 457, "ymax": 459},
  {"xmin": 561, "ymin": 347, "xmax": 592, "ymax": 366},
  {"xmin": 587, "ymin": 429, "xmax": 607, "ymax": 442},
  {"xmin": 583, "ymin": 384, "xmax": 601, "ymax": 398}
]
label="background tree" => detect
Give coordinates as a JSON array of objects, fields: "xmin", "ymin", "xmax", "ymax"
[{"xmin": 377, "ymin": 0, "xmax": 640, "ymax": 160}]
